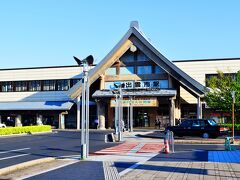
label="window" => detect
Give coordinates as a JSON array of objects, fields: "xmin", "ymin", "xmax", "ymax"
[
  {"xmin": 120, "ymin": 66, "xmax": 134, "ymax": 75},
  {"xmin": 15, "ymin": 81, "xmax": 28, "ymax": 92},
  {"xmin": 105, "ymin": 67, "xmax": 116, "ymax": 75},
  {"xmin": 29, "ymin": 81, "xmax": 41, "ymax": 91},
  {"xmin": 155, "ymin": 66, "xmax": 165, "ymax": 74},
  {"xmin": 208, "ymin": 119, "xmax": 217, "ymax": 126},
  {"xmin": 120, "ymin": 51, "xmax": 134, "ymax": 62},
  {"xmin": 56, "ymin": 80, "xmax": 70, "ymax": 91},
  {"xmin": 43, "ymin": 80, "xmax": 55, "ymax": 91},
  {"xmin": 72, "ymin": 79, "xmax": 81, "ymax": 86},
  {"xmin": 137, "ymin": 51, "xmax": 149, "ymax": 61},
  {"xmin": 137, "ymin": 66, "xmax": 152, "ymax": 74},
  {"xmin": 2, "ymin": 82, "xmax": 13, "ymax": 92},
  {"xmin": 180, "ymin": 120, "xmax": 192, "ymax": 127},
  {"xmin": 160, "ymin": 80, "xmax": 168, "ymax": 88}
]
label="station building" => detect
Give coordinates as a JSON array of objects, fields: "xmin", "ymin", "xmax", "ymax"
[{"xmin": 0, "ymin": 22, "xmax": 239, "ymax": 129}]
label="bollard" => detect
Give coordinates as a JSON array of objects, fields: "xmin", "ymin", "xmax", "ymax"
[
  {"xmin": 171, "ymin": 131, "xmax": 175, "ymax": 153},
  {"xmin": 165, "ymin": 130, "xmax": 175, "ymax": 154},
  {"xmin": 224, "ymin": 137, "xmax": 236, "ymax": 151},
  {"xmin": 164, "ymin": 138, "xmax": 170, "ymax": 154}
]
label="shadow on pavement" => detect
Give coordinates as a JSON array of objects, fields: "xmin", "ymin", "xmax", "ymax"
[{"xmin": 150, "ymin": 150, "xmax": 208, "ymax": 162}]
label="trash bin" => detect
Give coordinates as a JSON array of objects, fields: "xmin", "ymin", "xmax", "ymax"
[{"xmin": 105, "ymin": 133, "xmax": 115, "ymax": 142}]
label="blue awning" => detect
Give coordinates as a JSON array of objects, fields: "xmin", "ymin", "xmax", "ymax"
[{"xmin": 0, "ymin": 101, "xmax": 74, "ymax": 111}]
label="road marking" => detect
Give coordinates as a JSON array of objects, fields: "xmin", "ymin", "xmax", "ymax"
[
  {"xmin": 0, "ymin": 148, "xmax": 30, "ymax": 154},
  {"xmin": 94, "ymin": 142, "xmax": 139, "ymax": 155},
  {"xmin": 136, "ymin": 143, "xmax": 164, "ymax": 153},
  {"xmin": 119, "ymin": 152, "xmax": 158, "ymax": 177},
  {"xmin": 0, "ymin": 153, "xmax": 30, "ymax": 161},
  {"xmin": 19, "ymin": 160, "xmax": 79, "ymax": 180}
]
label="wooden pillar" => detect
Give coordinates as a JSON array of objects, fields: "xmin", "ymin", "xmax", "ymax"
[
  {"xmin": 97, "ymin": 100, "xmax": 106, "ymax": 130},
  {"xmin": 175, "ymin": 85, "xmax": 181, "ymax": 120},
  {"xmin": 59, "ymin": 112, "xmax": 67, "ymax": 129},
  {"xmin": 36, "ymin": 114, "xmax": 43, "ymax": 125},
  {"xmin": 169, "ymin": 98, "xmax": 175, "ymax": 126},
  {"xmin": 197, "ymin": 96, "xmax": 202, "ymax": 119},
  {"xmin": 108, "ymin": 102, "xmax": 114, "ymax": 129},
  {"xmin": 15, "ymin": 115, "xmax": 22, "ymax": 127},
  {"xmin": 100, "ymin": 75, "xmax": 105, "ymax": 90}
]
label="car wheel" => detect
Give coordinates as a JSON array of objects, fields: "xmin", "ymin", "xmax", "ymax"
[{"xmin": 202, "ymin": 132, "xmax": 209, "ymax": 138}]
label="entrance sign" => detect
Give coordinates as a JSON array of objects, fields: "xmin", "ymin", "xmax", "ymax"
[
  {"xmin": 110, "ymin": 97, "xmax": 158, "ymax": 107},
  {"xmin": 105, "ymin": 80, "xmax": 162, "ymax": 89}
]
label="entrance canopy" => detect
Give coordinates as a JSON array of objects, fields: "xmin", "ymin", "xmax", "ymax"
[
  {"xmin": 0, "ymin": 101, "xmax": 74, "ymax": 111},
  {"xmin": 92, "ymin": 89, "xmax": 177, "ymax": 98}
]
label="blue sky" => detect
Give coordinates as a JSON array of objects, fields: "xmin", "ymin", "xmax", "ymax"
[{"xmin": 0, "ymin": 0, "xmax": 240, "ymax": 68}]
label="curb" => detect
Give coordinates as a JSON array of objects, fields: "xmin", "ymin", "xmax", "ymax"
[
  {"xmin": 0, "ymin": 157, "xmax": 55, "ymax": 176},
  {"xmin": 135, "ymin": 134, "xmax": 230, "ymax": 144},
  {"xmin": 0, "ymin": 130, "xmax": 53, "ymax": 138}
]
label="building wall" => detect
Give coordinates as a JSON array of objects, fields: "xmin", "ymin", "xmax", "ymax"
[
  {"xmin": 0, "ymin": 66, "xmax": 83, "ymax": 81},
  {"xmin": 173, "ymin": 59, "xmax": 240, "ymax": 104},
  {"xmin": 0, "ymin": 66, "xmax": 83, "ymax": 102}
]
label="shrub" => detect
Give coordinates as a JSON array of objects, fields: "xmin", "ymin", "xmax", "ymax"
[{"xmin": 0, "ymin": 125, "xmax": 52, "ymax": 135}]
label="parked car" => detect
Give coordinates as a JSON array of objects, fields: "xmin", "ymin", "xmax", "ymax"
[
  {"xmin": 166, "ymin": 119, "xmax": 228, "ymax": 138},
  {"xmin": 0, "ymin": 123, "xmax": 6, "ymax": 128}
]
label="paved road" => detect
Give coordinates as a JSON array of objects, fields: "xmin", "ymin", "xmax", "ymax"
[{"xmin": 0, "ymin": 130, "xmax": 119, "ymax": 169}]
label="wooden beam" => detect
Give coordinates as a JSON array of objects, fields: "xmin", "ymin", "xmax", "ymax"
[{"xmin": 69, "ymin": 40, "xmax": 132, "ymax": 99}]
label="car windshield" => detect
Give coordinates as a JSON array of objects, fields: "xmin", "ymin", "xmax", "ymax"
[{"xmin": 208, "ymin": 119, "xmax": 217, "ymax": 126}]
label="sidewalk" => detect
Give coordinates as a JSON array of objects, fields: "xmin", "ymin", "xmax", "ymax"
[
  {"xmin": 121, "ymin": 161, "xmax": 240, "ymax": 180},
  {"xmin": 120, "ymin": 130, "xmax": 240, "ymax": 180}
]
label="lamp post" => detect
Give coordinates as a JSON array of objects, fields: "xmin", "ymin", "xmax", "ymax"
[
  {"xmin": 129, "ymin": 96, "xmax": 133, "ymax": 132},
  {"xmin": 74, "ymin": 55, "xmax": 94, "ymax": 159},
  {"xmin": 112, "ymin": 82, "xmax": 123, "ymax": 142},
  {"xmin": 231, "ymin": 91, "xmax": 235, "ymax": 141}
]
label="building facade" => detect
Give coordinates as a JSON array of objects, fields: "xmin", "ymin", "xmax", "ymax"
[
  {"xmin": 68, "ymin": 22, "xmax": 205, "ymax": 129},
  {"xmin": 174, "ymin": 58, "xmax": 240, "ymax": 122},
  {"xmin": 0, "ymin": 22, "xmax": 239, "ymax": 129},
  {"xmin": 0, "ymin": 66, "xmax": 87, "ymax": 128}
]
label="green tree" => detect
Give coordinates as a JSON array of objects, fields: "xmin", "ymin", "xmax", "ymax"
[{"xmin": 205, "ymin": 70, "xmax": 240, "ymax": 115}]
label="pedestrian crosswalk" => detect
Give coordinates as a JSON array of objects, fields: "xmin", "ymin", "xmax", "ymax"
[
  {"xmin": 137, "ymin": 143, "xmax": 164, "ymax": 153},
  {"xmin": 94, "ymin": 143, "xmax": 139, "ymax": 155},
  {"xmin": 94, "ymin": 142, "xmax": 164, "ymax": 155}
]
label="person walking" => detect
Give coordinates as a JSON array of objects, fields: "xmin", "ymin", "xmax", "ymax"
[
  {"xmin": 155, "ymin": 119, "xmax": 159, "ymax": 129},
  {"xmin": 158, "ymin": 120, "xmax": 161, "ymax": 129}
]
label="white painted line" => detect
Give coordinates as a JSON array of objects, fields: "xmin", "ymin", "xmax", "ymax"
[
  {"xmin": 119, "ymin": 153, "xmax": 158, "ymax": 177},
  {"xmin": 0, "ymin": 148, "xmax": 30, "ymax": 154},
  {"xmin": 19, "ymin": 160, "xmax": 79, "ymax": 180},
  {"xmin": 127, "ymin": 143, "xmax": 145, "ymax": 154},
  {"xmin": 0, "ymin": 153, "xmax": 30, "ymax": 161}
]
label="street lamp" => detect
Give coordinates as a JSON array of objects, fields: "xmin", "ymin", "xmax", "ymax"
[
  {"xmin": 111, "ymin": 82, "xmax": 123, "ymax": 142},
  {"xmin": 231, "ymin": 91, "xmax": 235, "ymax": 141},
  {"xmin": 74, "ymin": 55, "xmax": 94, "ymax": 159}
]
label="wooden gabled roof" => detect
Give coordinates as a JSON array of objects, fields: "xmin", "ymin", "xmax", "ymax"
[{"xmin": 67, "ymin": 22, "xmax": 205, "ymax": 99}]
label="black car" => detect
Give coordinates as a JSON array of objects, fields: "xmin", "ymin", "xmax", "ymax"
[{"xmin": 166, "ymin": 119, "xmax": 228, "ymax": 138}]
